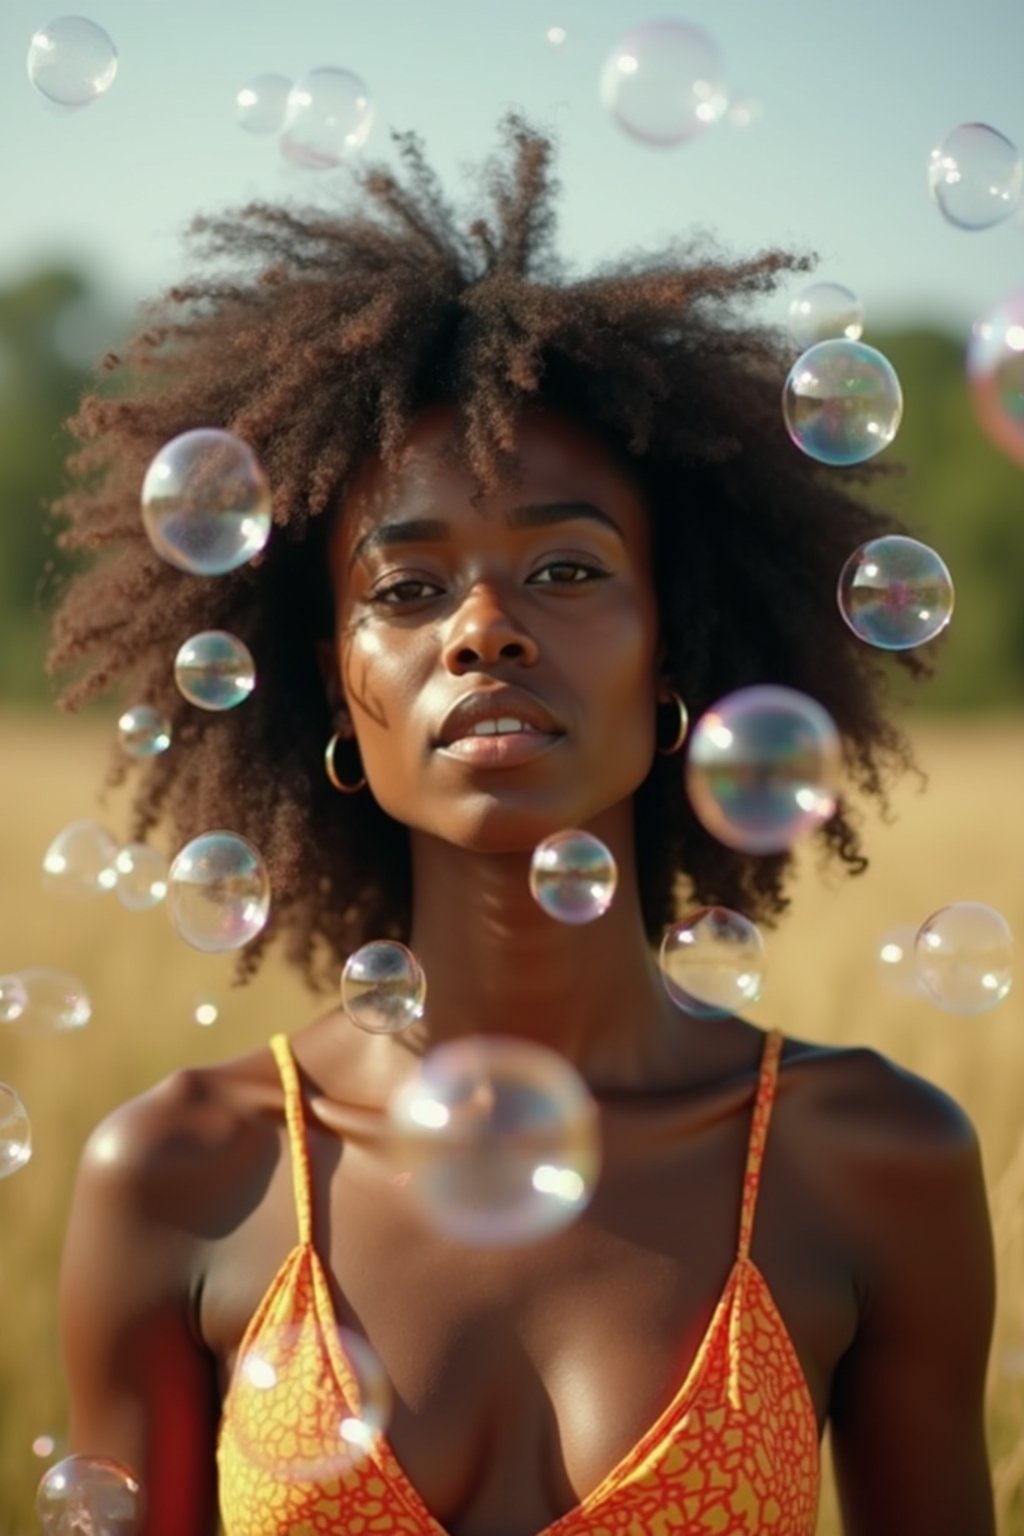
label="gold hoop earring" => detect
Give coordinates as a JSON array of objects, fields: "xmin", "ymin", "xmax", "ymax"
[
  {"xmin": 656, "ymin": 690, "xmax": 689, "ymax": 756},
  {"xmin": 324, "ymin": 731, "xmax": 367, "ymax": 794}
]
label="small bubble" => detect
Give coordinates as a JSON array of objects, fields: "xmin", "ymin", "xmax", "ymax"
[
  {"xmin": 783, "ymin": 340, "xmax": 903, "ymax": 465},
  {"xmin": 280, "ymin": 67, "xmax": 374, "ymax": 169},
  {"xmin": 341, "ymin": 942, "xmax": 425, "ymax": 1035},
  {"xmin": 167, "ymin": 832, "xmax": 271, "ymax": 953},
  {"xmin": 529, "ymin": 830, "xmax": 617, "ymax": 924},
  {"xmin": 27, "ymin": 17, "xmax": 118, "ymax": 109},
  {"xmin": 141, "ymin": 429, "xmax": 271, "ymax": 576},
  {"xmin": 117, "ymin": 705, "xmax": 171, "ymax": 759}
]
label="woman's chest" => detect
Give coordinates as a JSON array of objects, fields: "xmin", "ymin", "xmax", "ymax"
[{"xmin": 207, "ymin": 1103, "xmax": 855, "ymax": 1531}]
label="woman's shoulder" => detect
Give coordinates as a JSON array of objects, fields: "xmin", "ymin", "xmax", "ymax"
[
  {"xmin": 778, "ymin": 1030, "xmax": 980, "ymax": 1158},
  {"xmin": 72, "ymin": 1036, "xmax": 294, "ymax": 1230}
]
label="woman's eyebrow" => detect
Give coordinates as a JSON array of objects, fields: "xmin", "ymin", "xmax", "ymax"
[{"xmin": 348, "ymin": 500, "xmax": 625, "ymax": 570}]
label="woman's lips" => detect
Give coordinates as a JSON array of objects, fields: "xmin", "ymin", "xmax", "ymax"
[{"xmin": 436, "ymin": 731, "xmax": 564, "ymax": 767}]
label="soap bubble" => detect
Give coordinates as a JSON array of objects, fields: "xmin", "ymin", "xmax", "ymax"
[
  {"xmin": 27, "ymin": 17, "xmax": 118, "ymax": 109},
  {"xmin": 341, "ymin": 941, "xmax": 425, "ymax": 1035},
  {"xmin": 117, "ymin": 704, "xmax": 171, "ymax": 759},
  {"xmin": 914, "ymin": 902, "xmax": 1013, "ymax": 1014},
  {"xmin": 529, "ymin": 830, "xmax": 617, "ymax": 924},
  {"xmin": 0, "ymin": 975, "xmax": 27, "ymax": 1024},
  {"xmin": 42, "ymin": 820, "xmax": 118, "ymax": 897},
  {"xmin": 783, "ymin": 340, "xmax": 903, "ymax": 465},
  {"xmin": 141, "ymin": 429, "xmax": 272, "ymax": 576},
  {"xmin": 36, "ymin": 1454, "xmax": 142, "ymax": 1536},
  {"xmin": 167, "ymin": 832, "xmax": 270, "ymax": 952},
  {"xmin": 280, "ymin": 68, "xmax": 374, "ymax": 169},
  {"xmin": 788, "ymin": 282, "xmax": 864, "ymax": 348},
  {"xmin": 32, "ymin": 1434, "xmax": 59, "ymax": 1460},
  {"xmin": 174, "ymin": 630, "xmax": 256, "ymax": 711},
  {"xmin": 659, "ymin": 907, "xmax": 765, "ymax": 1018},
  {"xmin": 928, "ymin": 123, "xmax": 1022, "ymax": 231},
  {"xmin": 231, "ymin": 1323, "xmax": 391, "ymax": 1481},
  {"xmin": 837, "ymin": 536, "xmax": 954, "ymax": 650},
  {"xmin": 876, "ymin": 924, "xmax": 926, "ymax": 999},
  {"xmin": 387, "ymin": 1035, "xmax": 601, "ymax": 1246},
  {"xmin": 968, "ymin": 289, "xmax": 1024, "ymax": 466},
  {"xmin": 0, "ymin": 1085, "xmax": 32, "ymax": 1179},
  {"xmin": 600, "ymin": 19, "xmax": 727, "ymax": 146},
  {"xmin": 686, "ymin": 685, "xmax": 841, "ymax": 854},
  {"xmin": 114, "ymin": 844, "xmax": 168, "ymax": 911},
  {"xmin": 2, "ymin": 969, "xmax": 91, "ymax": 1032},
  {"xmin": 235, "ymin": 72, "xmax": 291, "ymax": 134}
]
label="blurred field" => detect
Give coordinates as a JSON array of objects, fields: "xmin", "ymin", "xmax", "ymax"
[{"xmin": 1, "ymin": 706, "xmax": 1022, "ymax": 1534}]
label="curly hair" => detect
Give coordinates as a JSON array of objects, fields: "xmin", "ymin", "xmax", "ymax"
[{"xmin": 46, "ymin": 113, "xmax": 923, "ymax": 989}]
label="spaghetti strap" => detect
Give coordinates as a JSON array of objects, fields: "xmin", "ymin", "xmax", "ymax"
[
  {"xmin": 736, "ymin": 1027, "xmax": 783, "ymax": 1263},
  {"xmin": 269, "ymin": 1034, "xmax": 314, "ymax": 1248}
]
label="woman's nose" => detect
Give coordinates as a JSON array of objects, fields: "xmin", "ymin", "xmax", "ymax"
[{"xmin": 442, "ymin": 584, "xmax": 539, "ymax": 673}]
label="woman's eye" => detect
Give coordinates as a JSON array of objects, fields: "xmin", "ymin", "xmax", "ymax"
[
  {"xmin": 371, "ymin": 578, "xmax": 442, "ymax": 605},
  {"xmin": 530, "ymin": 561, "xmax": 606, "ymax": 585}
]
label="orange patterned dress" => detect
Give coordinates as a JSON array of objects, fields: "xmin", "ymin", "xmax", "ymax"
[{"xmin": 217, "ymin": 1028, "xmax": 821, "ymax": 1534}]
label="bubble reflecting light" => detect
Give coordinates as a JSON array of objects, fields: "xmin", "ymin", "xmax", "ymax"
[
  {"xmin": 167, "ymin": 832, "xmax": 270, "ymax": 952},
  {"xmin": 788, "ymin": 282, "xmax": 864, "ymax": 348},
  {"xmin": 928, "ymin": 123, "xmax": 1023, "ymax": 231},
  {"xmin": 968, "ymin": 288, "xmax": 1024, "ymax": 466},
  {"xmin": 388, "ymin": 1035, "xmax": 601, "ymax": 1246},
  {"xmin": 117, "ymin": 704, "xmax": 171, "ymax": 759},
  {"xmin": 235, "ymin": 72, "xmax": 291, "ymax": 134},
  {"xmin": 0, "ymin": 1084, "xmax": 32, "ymax": 1179},
  {"xmin": 686, "ymin": 685, "xmax": 841, "ymax": 854},
  {"xmin": 837, "ymin": 536, "xmax": 954, "ymax": 650},
  {"xmin": 914, "ymin": 902, "xmax": 1013, "ymax": 1014},
  {"xmin": 36, "ymin": 1455, "xmax": 142, "ymax": 1536},
  {"xmin": 659, "ymin": 907, "xmax": 765, "ymax": 1018},
  {"xmin": 27, "ymin": 17, "xmax": 118, "ymax": 109},
  {"xmin": 42, "ymin": 820, "xmax": 119, "ymax": 897},
  {"xmin": 114, "ymin": 844, "xmax": 168, "ymax": 911},
  {"xmin": 0, "ymin": 975, "xmax": 27, "ymax": 1024},
  {"xmin": 529, "ymin": 830, "xmax": 617, "ymax": 924},
  {"xmin": 600, "ymin": 19, "xmax": 727, "ymax": 147},
  {"xmin": 233, "ymin": 1323, "xmax": 391, "ymax": 1482},
  {"xmin": 6, "ymin": 969, "xmax": 91, "ymax": 1031},
  {"xmin": 342, "ymin": 942, "xmax": 425, "ymax": 1035},
  {"xmin": 174, "ymin": 630, "xmax": 256, "ymax": 711},
  {"xmin": 876, "ymin": 924, "xmax": 925, "ymax": 999},
  {"xmin": 281, "ymin": 67, "xmax": 374, "ymax": 168},
  {"xmin": 783, "ymin": 340, "xmax": 903, "ymax": 465},
  {"xmin": 141, "ymin": 429, "xmax": 271, "ymax": 576}
]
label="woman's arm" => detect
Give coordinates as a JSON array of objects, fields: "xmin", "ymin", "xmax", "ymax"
[
  {"xmin": 58, "ymin": 1074, "xmax": 221, "ymax": 1536},
  {"xmin": 828, "ymin": 1061, "xmax": 996, "ymax": 1536}
]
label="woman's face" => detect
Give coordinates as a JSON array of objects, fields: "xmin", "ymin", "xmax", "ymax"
[{"xmin": 325, "ymin": 402, "xmax": 663, "ymax": 853}]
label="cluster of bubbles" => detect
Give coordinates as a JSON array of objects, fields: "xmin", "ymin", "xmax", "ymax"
[
  {"xmin": 237, "ymin": 67, "xmax": 375, "ymax": 169},
  {"xmin": 876, "ymin": 903, "xmax": 1014, "ymax": 1015}
]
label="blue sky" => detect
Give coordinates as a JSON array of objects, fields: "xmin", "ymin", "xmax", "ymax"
[{"xmin": 1, "ymin": 0, "xmax": 1022, "ymax": 338}]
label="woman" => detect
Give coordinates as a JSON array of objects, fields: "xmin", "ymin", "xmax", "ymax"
[{"xmin": 51, "ymin": 117, "xmax": 995, "ymax": 1535}]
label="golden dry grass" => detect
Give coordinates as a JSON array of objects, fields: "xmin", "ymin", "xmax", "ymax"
[{"xmin": 0, "ymin": 707, "xmax": 1022, "ymax": 1533}]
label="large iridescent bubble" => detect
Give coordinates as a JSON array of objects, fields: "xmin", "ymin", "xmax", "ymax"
[
  {"xmin": 599, "ymin": 19, "xmax": 727, "ymax": 146},
  {"xmin": 387, "ymin": 1036, "xmax": 601, "ymax": 1246},
  {"xmin": 529, "ymin": 830, "xmax": 617, "ymax": 924},
  {"xmin": 927, "ymin": 123, "xmax": 1022, "ymax": 231},
  {"xmin": 914, "ymin": 902, "xmax": 1013, "ymax": 1015},
  {"xmin": 783, "ymin": 340, "xmax": 903, "ymax": 466},
  {"xmin": 837, "ymin": 536, "xmax": 954, "ymax": 650},
  {"xmin": 36, "ymin": 1455, "xmax": 142, "ymax": 1535},
  {"xmin": 659, "ymin": 907, "xmax": 765, "ymax": 1018},
  {"xmin": 967, "ymin": 289, "xmax": 1024, "ymax": 466},
  {"xmin": 27, "ymin": 17, "xmax": 118, "ymax": 109},
  {"xmin": 141, "ymin": 429, "xmax": 271, "ymax": 576},
  {"xmin": 280, "ymin": 68, "xmax": 374, "ymax": 168},
  {"xmin": 341, "ymin": 941, "xmax": 426, "ymax": 1035},
  {"xmin": 167, "ymin": 832, "xmax": 270, "ymax": 952},
  {"xmin": 685, "ymin": 685, "xmax": 841, "ymax": 854}
]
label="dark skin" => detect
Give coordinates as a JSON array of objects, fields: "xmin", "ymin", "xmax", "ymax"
[{"xmin": 59, "ymin": 405, "xmax": 996, "ymax": 1536}]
